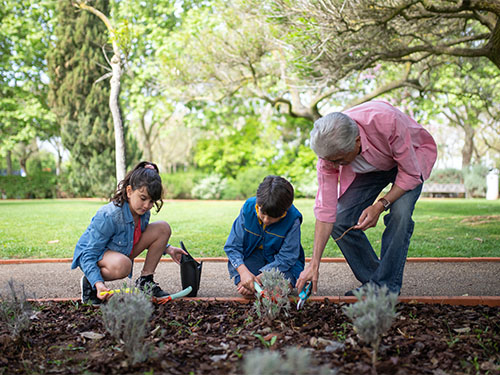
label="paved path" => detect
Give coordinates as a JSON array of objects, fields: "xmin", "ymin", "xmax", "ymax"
[{"xmin": 1, "ymin": 259, "xmax": 499, "ymax": 300}]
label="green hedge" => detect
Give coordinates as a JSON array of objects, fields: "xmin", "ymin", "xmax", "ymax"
[{"xmin": 0, "ymin": 173, "xmax": 57, "ymax": 199}]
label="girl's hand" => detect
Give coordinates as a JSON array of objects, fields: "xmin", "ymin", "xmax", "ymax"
[
  {"xmin": 166, "ymin": 246, "xmax": 187, "ymax": 265},
  {"xmin": 95, "ymin": 282, "xmax": 111, "ymax": 301}
]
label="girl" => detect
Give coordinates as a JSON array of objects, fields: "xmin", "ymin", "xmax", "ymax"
[{"xmin": 71, "ymin": 161, "xmax": 185, "ymax": 305}]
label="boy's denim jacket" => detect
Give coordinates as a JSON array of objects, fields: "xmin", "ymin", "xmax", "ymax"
[
  {"xmin": 71, "ymin": 201, "xmax": 149, "ymax": 288},
  {"xmin": 224, "ymin": 197, "xmax": 304, "ymax": 281}
]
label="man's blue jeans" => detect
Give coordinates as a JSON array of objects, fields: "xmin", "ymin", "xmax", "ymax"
[{"xmin": 331, "ymin": 167, "xmax": 423, "ymax": 294}]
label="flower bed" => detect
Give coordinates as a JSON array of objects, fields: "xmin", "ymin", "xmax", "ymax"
[{"xmin": 1, "ymin": 300, "xmax": 499, "ymax": 374}]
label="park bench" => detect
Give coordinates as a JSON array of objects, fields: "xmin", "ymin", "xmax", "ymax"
[{"xmin": 422, "ymin": 183, "xmax": 466, "ymax": 198}]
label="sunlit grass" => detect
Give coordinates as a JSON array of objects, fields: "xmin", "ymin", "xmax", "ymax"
[{"xmin": 0, "ymin": 198, "xmax": 498, "ymax": 259}]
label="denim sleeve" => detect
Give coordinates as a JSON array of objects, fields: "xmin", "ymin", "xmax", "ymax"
[
  {"xmin": 223, "ymin": 210, "xmax": 246, "ymax": 270},
  {"xmin": 79, "ymin": 212, "xmax": 116, "ymax": 288},
  {"xmin": 260, "ymin": 219, "xmax": 302, "ymax": 274}
]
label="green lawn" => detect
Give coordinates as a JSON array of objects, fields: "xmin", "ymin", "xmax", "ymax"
[{"xmin": 0, "ymin": 198, "xmax": 499, "ymax": 259}]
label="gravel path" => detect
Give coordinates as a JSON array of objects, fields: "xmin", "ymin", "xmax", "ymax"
[{"xmin": 1, "ymin": 260, "xmax": 499, "ymax": 299}]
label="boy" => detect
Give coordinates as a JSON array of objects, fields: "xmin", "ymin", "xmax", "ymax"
[{"xmin": 224, "ymin": 175, "xmax": 305, "ymax": 297}]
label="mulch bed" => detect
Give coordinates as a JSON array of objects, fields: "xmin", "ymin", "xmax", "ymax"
[{"xmin": 1, "ymin": 300, "xmax": 499, "ymax": 374}]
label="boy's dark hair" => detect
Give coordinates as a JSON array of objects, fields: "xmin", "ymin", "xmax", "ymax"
[
  {"xmin": 111, "ymin": 161, "xmax": 164, "ymax": 213},
  {"xmin": 256, "ymin": 175, "xmax": 294, "ymax": 218}
]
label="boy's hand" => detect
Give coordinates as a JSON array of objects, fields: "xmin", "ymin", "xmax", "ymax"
[
  {"xmin": 237, "ymin": 264, "xmax": 259, "ymax": 294},
  {"xmin": 236, "ymin": 282, "xmax": 254, "ymax": 296},
  {"xmin": 95, "ymin": 282, "xmax": 111, "ymax": 301},
  {"xmin": 166, "ymin": 246, "xmax": 187, "ymax": 265}
]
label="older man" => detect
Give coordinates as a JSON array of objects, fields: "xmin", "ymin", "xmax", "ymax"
[{"xmin": 297, "ymin": 100, "xmax": 437, "ymax": 295}]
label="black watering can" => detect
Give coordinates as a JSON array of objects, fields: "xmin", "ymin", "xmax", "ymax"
[{"xmin": 179, "ymin": 241, "xmax": 203, "ymax": 297}]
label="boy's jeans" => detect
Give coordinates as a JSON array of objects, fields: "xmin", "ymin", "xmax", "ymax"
[{"xmin": 331, "ymin": 167, "xmax": 423, "ymax": 294}]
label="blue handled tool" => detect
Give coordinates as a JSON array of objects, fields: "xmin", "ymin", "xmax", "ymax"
[
  {"xmin": 254, "ymin": 281, "xmax": 263, "ymax": 295},
  {"xmin": 297, "ymin": 281, "xmax": 312, "ymax": 310},
  {"xmin": 155, "ymin": 286, "xmax": 193, "ymax": 305}
]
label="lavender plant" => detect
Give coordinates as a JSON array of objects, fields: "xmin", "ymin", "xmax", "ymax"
[
  {"xmin": 342, "ymin": 283, "xmax": 399, "ymax": 371},
  {"xmin": 0, "ymin": 279, "xmax": 33, "ymax": 340},
  {"xmin": 101, "ymin": 287, "xmax": 153, "ymax": 365},
  {"xmin": 243, "ymin": 347, "xmax": 332, "ymax": 375},
  {"xmin": 253, "ymin": 269, "xmax": 291, "ymax": 322}
]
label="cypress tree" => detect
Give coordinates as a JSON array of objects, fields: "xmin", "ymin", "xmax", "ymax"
[{"xmin": 47, "ymin": 0, "xmax": 117, "ymax": 197}]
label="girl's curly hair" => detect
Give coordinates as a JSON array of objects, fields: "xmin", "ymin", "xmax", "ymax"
[{"xmin": 111, "ymin": 161, "xmax": 164, "ymax": 213}]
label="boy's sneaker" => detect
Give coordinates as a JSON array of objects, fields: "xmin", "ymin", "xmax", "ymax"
[
  {"xmin": 81, "ymin": 276, "xmax": 102, "ymax": 306},
  {"xmin": 135, "ymin": 274, "xmax": 169, "ymax": 299}
]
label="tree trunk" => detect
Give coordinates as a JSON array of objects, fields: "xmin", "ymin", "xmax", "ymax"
[
  {"xmin": 486, "ymin": 17, "xmax": 500, "ymax": 69},
  {"xmin": 74, "ymin": 2, "xmax": 127, "ymax": 184},
  {"xmin": 110, "ymin": 53, "xmax": 126, "ymax": 183},
  {"xmin": 139, "ymin": 111, "xmax": 153, "ymax": 162},
  {"xmin": 461, "ymin": 123, "xmax": 475, "ymax": 168},
  {"xmin": 19, "ymin": 157, "xmax": 28, "ymax": 177},
  {"xmin": 6, "ymin": 150, "xmax": 12, "ymax": 175}
]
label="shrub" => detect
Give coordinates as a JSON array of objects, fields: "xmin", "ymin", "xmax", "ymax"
[
  {"xmin": 254, "ymin": 269, "xmax": 291, "ymax": 322},
  {"xmin": 463, "ymin": 164, "xmax": 488, "ymax": 197},
  {"xmin": 427, "ymin": 168, "xmax": 463, "ymax": 184},
  {"xmin": 101, "ymin": 288, "xmax": 153, "ymax": 365},
  {"xmin": 0, "ymin": 279, "xmax": 34, "ymax": 340},
  {"xmin": 0, "ymin": 173, "xmax": 57, "ymax": 199},
  {"xmin": 342, "ymin": 283, "xmax": 399, "ymax": 370},
  {"xmin": 293, "ymin": 172, "xmax": 318, "ymax": 198},
  {"xmin": 243, "ymin": 347, "xmax": 331, "ymax": 375},
  {"xmin": 191, "ymin": 173, "xmax": 228, "ymax": 199},
  {"xmin": 161, "ymin": 170, "xmax": 205, "ymax": 199},
  {"xmin": 223, "ymin": 167, "xmax": 272, "ymax": 200}
]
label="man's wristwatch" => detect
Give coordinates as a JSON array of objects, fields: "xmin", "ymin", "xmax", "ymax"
[{"xmin": 378, "ymin": 197, "xmax": 391, "ymax": 211}]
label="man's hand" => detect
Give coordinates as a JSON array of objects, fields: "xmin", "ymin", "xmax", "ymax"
[
  {"xmin": 354, "ymin": 202, "xmax": 384, "ymax": 231},
  {"xmin": 296, "ymin": 263, "xmax": 320, "ymax": 295},
  {"xmin": 355, "ymin": 185, "xmax": 407, "ymax": 231},
  {"xmin": 166, "ymin": 245, "xmax": 187, "ymax": 265}
]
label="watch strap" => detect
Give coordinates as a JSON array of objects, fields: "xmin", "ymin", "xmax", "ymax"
[{"xmin": 378, "ymin": 197, "xmax": 391, "ymax": 210}]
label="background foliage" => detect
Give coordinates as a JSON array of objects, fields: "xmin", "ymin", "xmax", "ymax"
[{"xmin": 0, "ymin": 0, "xmax": 499, "ymax": 199}]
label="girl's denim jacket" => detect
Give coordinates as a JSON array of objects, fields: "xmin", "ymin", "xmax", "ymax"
[{"xmin": 71, "ymin": 201, "xmax": 149, "ymax": 288}]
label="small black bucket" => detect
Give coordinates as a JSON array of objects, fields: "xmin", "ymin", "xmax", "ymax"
[{"xmin": 179, "ymin": 241, "xmax": 203, "ymax": 297}]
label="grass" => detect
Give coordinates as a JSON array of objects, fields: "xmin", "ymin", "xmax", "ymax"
[{"xmin": 0, "ymin": 198, "xmax": 499, "ymax": 259}]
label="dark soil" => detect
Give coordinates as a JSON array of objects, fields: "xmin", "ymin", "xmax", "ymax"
[{"xmin": 1, "ymin": 300, "xmax": 499, "ymax": 375}]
